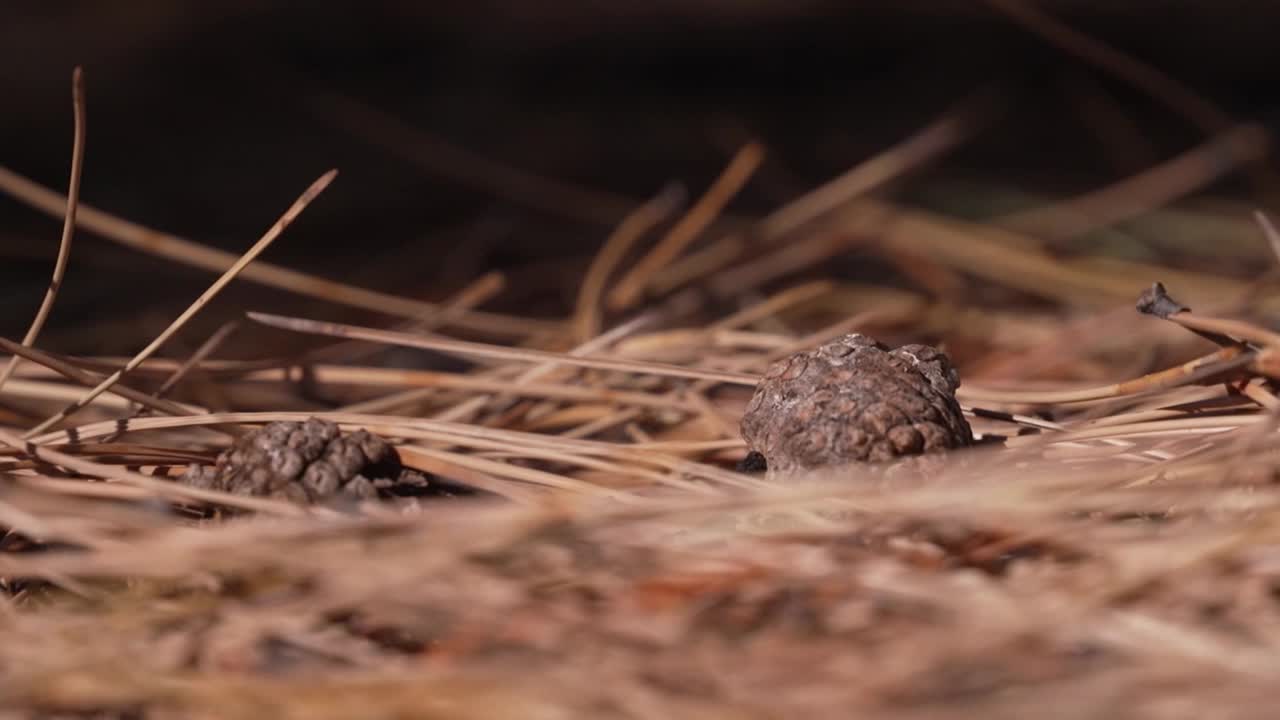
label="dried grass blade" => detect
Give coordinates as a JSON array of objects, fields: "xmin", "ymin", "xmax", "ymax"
[
  {"xmin": 0, "ymin": 337, "xmax": 208, "ymax": 419},
  {"xmin": 996, "ymin": 125, "xmax": 1269, "ymax": 240},
  {"xmin": 248, "ymin": 312, "xmax": 759, "ymax": 386},
  {"xmin": 0, "ymin": 68, "xmax": 86, "ymax": 395},
  {"xmin": 573, "ymin": 185, "xmax": 684, "ymax": 342},
  {"xmin": 0, "ymin": 166, "xmax": 548, "ymax": 338},
  {"xmin": 24, "ymin": 170, "xmax": 338, "ymax": 438},
  {"xmin": 608, "ymin": 141, "xmax": 765, "ymax": 311},
  {"xmin": 1256, "ymin": 211, "xmax": 1280, "ymax": 267}
]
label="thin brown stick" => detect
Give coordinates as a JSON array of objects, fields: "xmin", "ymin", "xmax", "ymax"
[
  {"xmin": 108, "ymin": 321, "xmax": 246, "ymax": 441},
  {"xmin": 758, "ymin": 91, "xmax": 992, "ymax": 241},
  {"xmin": 0, "ymin": 68, "xmax": 86, "ymax": 395},
  {"xmin": 996, "ymin": 124, "xmax": 1270, "ymax": 240},
  {"xmin": 709, "ymin": 230, "xmax": 874, "ymax": 299},
  {"xmin": 0, "ymin": 336, "xmax": 208, "ymax": 421},
  {"xmin": 649, "ymin": 93, "xmax": 989, "ymax": 297},
  {"xmin": 573, "ymin": 185, "xmax": 684, "ymax": 342},
  {"xmin": 398, "ymin": 445, "xmax": 643, "ymax": 502},
  {"xmin": 1256, "ymin": 211, "xmax": 1280, "ymax": 267},
  {"xmin": 0, "ymin": 442, "xmax": 213, "ymax": 464},
  {"xmin": 0, "ymin": 166, "xmax": 550, "ymax": 338},
  {"xmin": 301, "ymin": 271, "xmax": 507, "ymax": 366},
  {"xmin": 22, "ymin": 354, "xmax": 286, "ymax": 380},
  {"xmin": 248, "ymin": 312, "xmax": 759, "ymax": 387},
  {"xmin": 353, "ymin": 315, "xmax": 654, "ymax": 421},
  {"xmin": 608, "ymin": 142, "xmax": 765, "ymax": 311},
  {"xmin": 958, "ymin": 345, "xmax": 1252, "ymax": 405},
  {"xmin": 1005, "ymin": 415, "xmax": 1254, "ymax": 448},
  {"xmin": 647, "ymin": 236, "xmax": 747, "ymax": 296},
  {"xmin": 868, "ymin": 200, "xmax": 1250, "ymax": 307},
  {"xmin": 1241, "ymin": 381, "xmax": 1280, "ymax": 411},
  {"xmin": 273, "ymin": 364, "xmax": 705, "ymax": 414},
  {"xmin": 560, "ymin": 407, "xmax": 644, "ymax": 440},
  {"xmin": 24, "ymin": 170, "xmax": 338, "ymax": 438},
  {"xmin": 150, "ymin": 321, "xmax": 241, "ymax": 402},
  {"xmin": 1165, "ymin": 312, "xmax": 1280, "ymax": 349},
  {"xmin": 392, "ymin": 447, "xmax": 540, "ymax": 504},
  {"xmin": 709, "ymin": 281, "xmax": 833, "ymax": 331},
  {"xmin": 312, "ymin": 90, "xmax": 640, "ymax": 226},
  {"xmin": 0, "ymin": 378, "xmax": 133, "ymax": 410}
]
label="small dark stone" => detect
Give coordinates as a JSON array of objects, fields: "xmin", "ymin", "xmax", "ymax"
[
  {"xmin": 737, "ymin": 451, "xmax": 769, "ymax": 473},
  {"xmin": 178, "ymin": 418, "xmax": 429, "ymax": 504},
  {"xmin": 740, "ymin": 334, "xmax": 973, "ymax": 474},
  {"xmin": 1135, "ymin": 282, "xmax": 1189, "ymax": 319}
]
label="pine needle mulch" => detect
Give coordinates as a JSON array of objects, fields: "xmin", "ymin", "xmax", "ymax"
[{"xmin": 5, "ymin": 64, "xmax": 1280, "ymax": 719}]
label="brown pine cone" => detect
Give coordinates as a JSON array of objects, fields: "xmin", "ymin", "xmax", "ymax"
[
  {"xmin": 740, "ymin": 334, "xmax": 972, "ymax": 474},
  {"xmin": 180, "ymin": 418, "xmax": 428, "ymax": 504}
]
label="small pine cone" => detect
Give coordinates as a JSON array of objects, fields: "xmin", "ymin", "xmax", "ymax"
[
  {"xmin": 740, "ymin": 334, "xmax": 972, "ymax": 474},
  {"xmin": 179, "ymin": 418, "xmax": 425, "ymax": 504}
]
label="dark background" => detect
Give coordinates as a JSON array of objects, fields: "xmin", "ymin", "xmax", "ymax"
[{"xmin": 1, "ymin": 1, "xmax": 1277, "ymax": 354}]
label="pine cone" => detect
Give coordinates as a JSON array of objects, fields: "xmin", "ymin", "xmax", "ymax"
[
  {"xmin": 739, "ymin": 334, "xmax": 972, "ymax": 474},
  {"xmin": 180, "ymin": 418, "xmax": 427, "ymax": 504}
]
